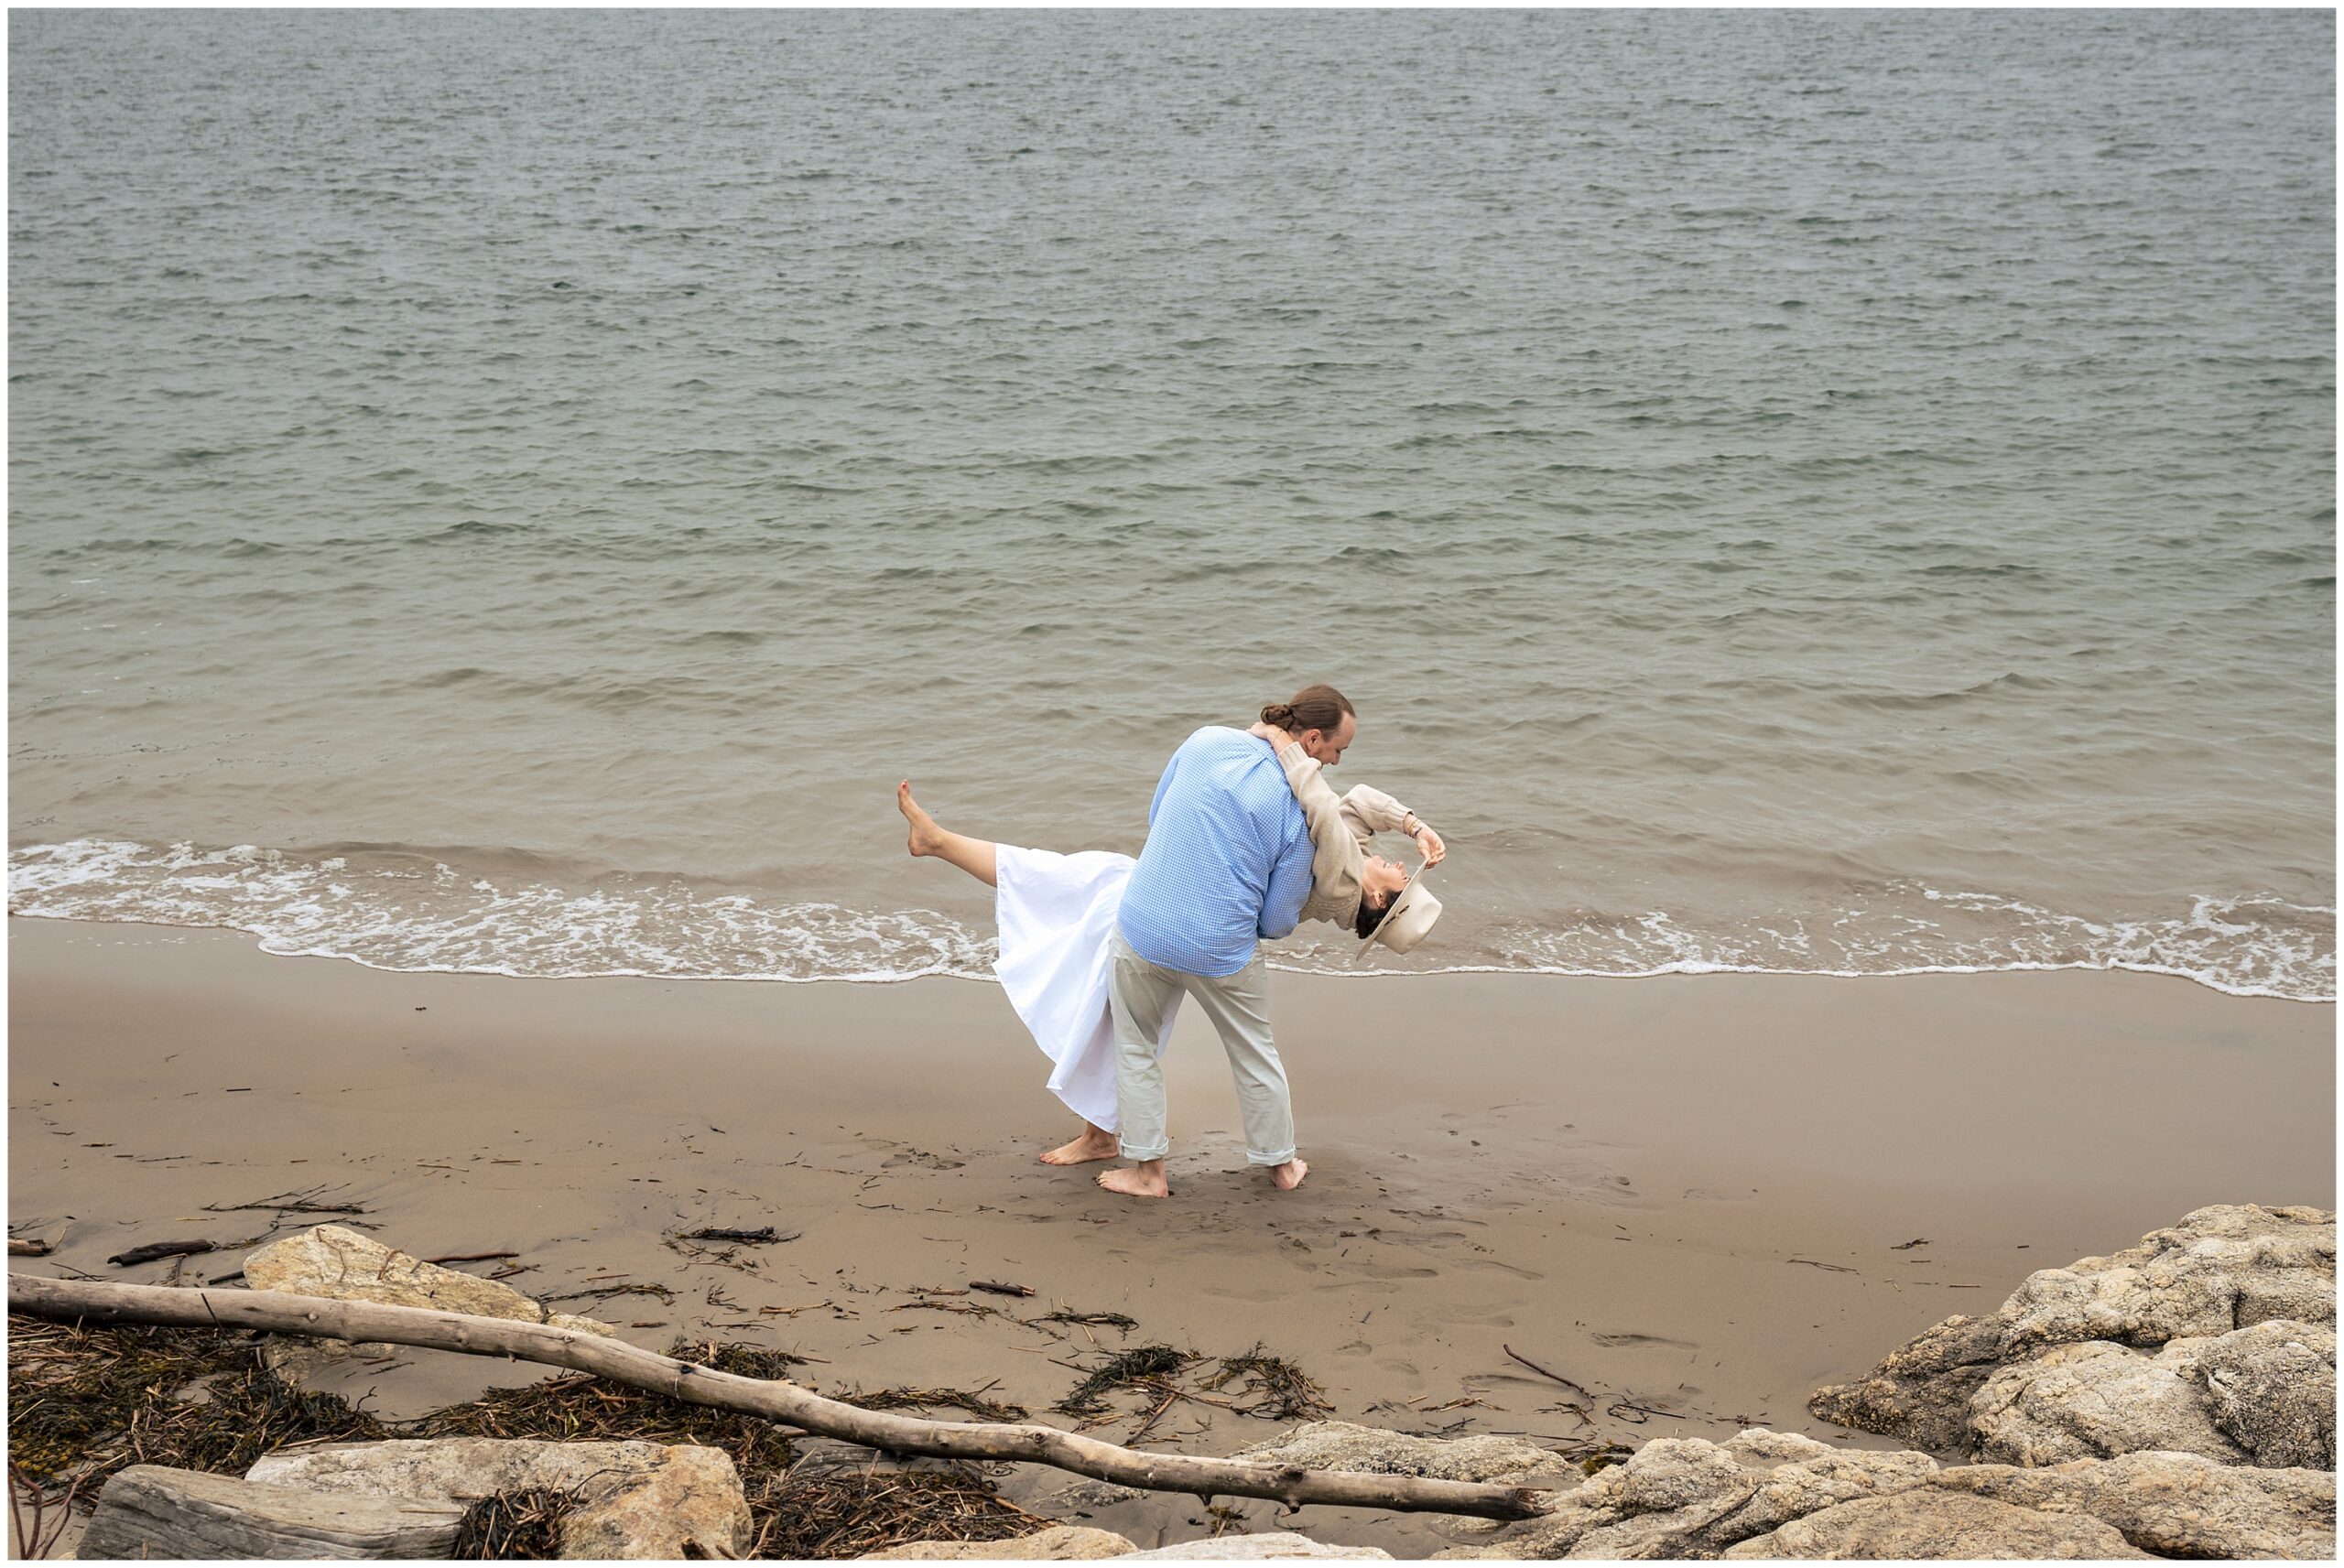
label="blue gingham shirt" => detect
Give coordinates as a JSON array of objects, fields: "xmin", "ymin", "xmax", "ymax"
[{"xmin": 1116, "ymin": 726, "xmax": 1315, "ymax": 978}]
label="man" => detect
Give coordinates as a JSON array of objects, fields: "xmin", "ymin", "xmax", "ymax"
[{"xmin": 1095, "ymin": 684, "xmax": 1358, "ymax": 1199}]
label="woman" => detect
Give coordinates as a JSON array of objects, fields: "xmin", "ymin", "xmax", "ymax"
[{"xmin": 897, "ymin": 700, "xmax": 1445, "ymax": 1166}]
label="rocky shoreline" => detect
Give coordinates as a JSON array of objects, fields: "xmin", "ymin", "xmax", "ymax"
[{"xmin": 18, "ymin": 1203, "xmax": 2332, "ymax": 1559}]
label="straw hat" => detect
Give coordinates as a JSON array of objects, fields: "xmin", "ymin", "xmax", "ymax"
[{"xmin": 1352, "ymin": 866, "xmax": 1443, "ymax": 963}]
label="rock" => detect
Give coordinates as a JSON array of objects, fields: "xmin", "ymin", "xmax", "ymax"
[
  {"xmin": 1809, "ymin": 1205, "xmax": 2336, "ymax": 1460},
  {"xmin": 75, "ymin": 1465, "xmax": 467, "ymax": 1560},
  {"xmin": 1970, "ymin": 1338, "xmax": 2250, "ymax": 1466},
  {"xmin": 1442, "ymin": 1426, "xmax": 2336, "ymax": 1561},
  {"xmin": 1234, "ymin": 1422, "xmax": 1564, "ymax": 1485},
  {"xmin": 1111, "ymin": 1532, "xmax": 1393, "ymax": 1560},
  {"xmin": 242, "ymin": 1225, "xmax": 614, "ymax": 1334},
  {"xmin": 1999, "ymin": 1206, "xmax": 2336, "ymax": 1355},
  {"xmin": 1807, "ymin": 1314, "xmax": 2007, "ymax": 1456},
  {"xmin": 1722, "ymin": 1491, "xmax": 2151, "ymax": 1559},
  {"xmin": 861, "ymin": 1525, "xmax": 1140, "ymax": 1559},
  {"xmin": 2186, "ymin": 1320, "xmax": 2337, "ymax": 1468},
  {"xmin": 1049, "ymin": 1478, "xmax": 1152, "ymax": 1510},
  {"xmin": 246, "ymin": 1436, "xmax": 750, "ymax": 1560},
  {"xmin": 1931, "ymin": 1450, "xmax": 2337, "ymax": 1560}
]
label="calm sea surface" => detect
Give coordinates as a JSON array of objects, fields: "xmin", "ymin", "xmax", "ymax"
[{"xmin": 9, "ymin": 10, "xmax": 2335, "ymax": 999}]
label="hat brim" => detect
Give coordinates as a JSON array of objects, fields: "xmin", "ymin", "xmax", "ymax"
[{"xmin": 1351, "ymin": 867, "xmax": 1433, "ymax": 966}]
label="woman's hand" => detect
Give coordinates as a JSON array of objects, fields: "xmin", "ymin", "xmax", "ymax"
[
  {"xmin": 1251, "ymin": 720, "xmax": 1293, "ymax": 746},
  {"xmin": 1410, "ymin": 823, "xmax": 1447, "ymax": 867}
]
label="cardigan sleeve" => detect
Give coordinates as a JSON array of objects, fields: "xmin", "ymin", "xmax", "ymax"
[
  {"xmin": 1335, "ymin": 782, "xmax": 1416, "ymax": 843},
  {"xmin": 1276, "ymin": 741, "xmax": 1367, "ymax": 925}
]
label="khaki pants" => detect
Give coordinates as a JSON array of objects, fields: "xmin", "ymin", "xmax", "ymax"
[{"xmin": 1107, "ymin": 929, "xmax": 1296, "ymax": 1166}]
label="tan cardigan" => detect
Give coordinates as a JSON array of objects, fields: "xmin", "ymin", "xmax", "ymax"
[{"xmin": 1275, "ymin": 741, "xmax": 1416, "ymax": 928}]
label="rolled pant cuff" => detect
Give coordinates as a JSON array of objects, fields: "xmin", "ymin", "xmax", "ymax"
[
  {"xmin": 1119, "ymin": 1142, "xmax": 1169, "ymax": 1162},
  {"xmin": 1246, "ymin": 1148, "xmax": 1298, "ymax": 1167}
]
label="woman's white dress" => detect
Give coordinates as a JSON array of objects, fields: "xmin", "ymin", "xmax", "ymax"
[{"xmin": 992, "ymin": 844, "xmax": 1179, "ymax": 1133}]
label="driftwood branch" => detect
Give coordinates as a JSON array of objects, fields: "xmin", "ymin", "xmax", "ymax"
[{"xmin": 8, "ymin": 1274, "xmax": 1553, "ymax": 1521}]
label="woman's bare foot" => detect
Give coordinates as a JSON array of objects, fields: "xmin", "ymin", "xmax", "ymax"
[
  {"xmin": 898, "ymin": 781, "xmax": 944, "ymax": 858},
  {"xmin": 1097, "ymin": 1161, "xmax": 1170, "ymax": 1199},
  {"xmin": 1040, "ymin": 1124, "xmax": 1119, "ymax": 1165},
  {"xmin": 1271, "ymin": 1157, "xmax": 1309, "ymax": 1191}
]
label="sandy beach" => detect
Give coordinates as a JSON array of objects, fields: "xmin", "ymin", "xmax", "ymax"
[{"xmin": 7, "ymin": 917, "xmax": 2331, "ymax": 1554}]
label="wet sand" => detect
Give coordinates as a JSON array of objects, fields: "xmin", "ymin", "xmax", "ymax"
[{"xmin": 7, "ymin": 918, "xmax": 2334, "ymax": 1555}]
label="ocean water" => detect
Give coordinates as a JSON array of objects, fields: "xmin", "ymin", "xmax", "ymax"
[{"xmin": 9, "ymin": 9, "xmax": 2335, "ymax": 1000}]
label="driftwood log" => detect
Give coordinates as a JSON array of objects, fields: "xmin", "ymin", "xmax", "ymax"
[
  {"xmin": 77, "ymin": 1465, "xmax": 467, "ymax": 1560},
  {"xmin": 8, "ymin": 1273, "xmax": 1554, "ymax": 1521}
]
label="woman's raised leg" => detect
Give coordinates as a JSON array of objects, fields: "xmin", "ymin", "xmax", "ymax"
[{"xmin": 898, "ymin": 781, "xmax": 997, "ymax": 888}]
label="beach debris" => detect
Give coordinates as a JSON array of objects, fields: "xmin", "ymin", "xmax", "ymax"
[
  {"xmin": 74, "ymin": 1465, "xmax": 468, "ymax": 1561},
  {"xmin": 11, "ymin": 1277, "xmax": 1557, "ymax": 1523},
  {"xmin": 681, "ymin": 1225, "xmax": 797, "ymax": 1245},
  {"xmin": 841, "ymin": 1383, "xmax": 1031, "ymax": 1423},
  {"xmin": 450, "ymin": 1486, "xmax": 573, "ymax": 1559},
  {"xmin": 859, "ymin": 1521, "xmax": 1138, "ymax": 1559},
  {"xmin": 1235, "ymin": 1422, "xmax": 1560, "ymax": 1486},
  {"xmin": 201, "ymin": 1185, "xmax": 367, "ymax": 1216},
  {"xmin": 249, "ymin": 1436, "xmax": 753, "ymax": 1560},
  {"xmin": 764, "ymin": 1450, "xmax": 1049, "ymax": 1560},
  {"xmin": 8, "ymin": 1238, "xmax": 53, "ymax": 1258},
  {"xmin": 969, "ymin": 1279, "xmax": 1036, "ymax": 1298},
  {"xmin": 104, "ymin": 1239, "xmax": 217, "ymax": 1268},
  {"xmin": 1500, "ymin": 1344, "xmax": 1596, "ymax": 1403},
  {"xmin": 1056, "ymin": 1345, "xmax": 1200, "ymax": 1419},
  {"xmin": 1890, "ymin": 1238, "xmax": 1932, "ymax": 1250},
  {"xmin": 1035, "ymin": 1308, "xmax": 1139, "ymax": 1335},
  {"xmin": 1785, "ymin": 1257, "xmax": 1858, "ymax": 1272},
  {"xmin": 6, "ymin": 1458, "xmax": 83, "ymax": 1560},
  {"xmin": 542, "ymin": 1280, "xmax": 678, "ymax": 1307},
  {"xmin": 423, "ymin": 1249, "xmax": 520, "ymax": 1265},
  {"xmin": 1200, "ymin": 1346, "xmax": 1334, "ymax": 1421},
  {"xmin": 1809, "ymin": 1203, "xmax": 2337, "ymax": 1465}
]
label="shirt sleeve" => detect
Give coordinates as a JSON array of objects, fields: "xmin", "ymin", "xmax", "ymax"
[
  {"xmin": 1257, "ymin": 816, "xmax": 1316, "ymax": 941},
  {"xmin": 1336, "ymin": 783, "xmax": 1415, "ymax": 841}
]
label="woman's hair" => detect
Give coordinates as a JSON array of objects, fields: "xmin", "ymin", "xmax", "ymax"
[
  {"xmin": 1353, "ymin": 893, "xmax": 1394, "ymax": 940},
  {"xmin": 1261, "ymin": 683, "xmax": 1354, "ymax": 735}
]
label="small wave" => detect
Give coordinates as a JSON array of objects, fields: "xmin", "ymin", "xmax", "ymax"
[{"xmin": 7, "ymin": 841, "xmax": 2331, "ymax": 1002}]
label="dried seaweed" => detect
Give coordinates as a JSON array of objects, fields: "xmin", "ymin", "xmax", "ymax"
[
  {"xmin": 1054, "ymin": 1345, "xmax": 1199, "ymax": 1418},
  {"xmin": 1032, "ymin": 1309, "xmax": 1137, "ymax": 1335},
  {"xmin": 757, "ymin": 1451, "xmax": 1048, "ymax": 1560},
  {"xmin": 839, "ymin": 1385, "xmax": 1030, "ymax": 1423},
  {"xmin": 1199, "ymin": 1345, "xmax": 1333, "ymax": 1422},
  {"xmin": 450, "ymin": 1487, "xmax": 573, "ymax": 1559}
]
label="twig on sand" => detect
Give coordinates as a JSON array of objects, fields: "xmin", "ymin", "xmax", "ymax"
[
  {"xmin": 105, "ymin": 1240, "xmax": 217, "ymax": 1268},
  {"xmin": 9, "ymin": 1239, "xmax": 54, "ymax": 1259},
  {"xmin": 682, "ymin": 1227, "xmax": 796, "ymax": 1245},
  {"xmin": 1503, "ymin": 1344, "xmax": 1597, "ymax": 1402},
  {"xmin": 1786, "ymin": 1258, "xmax": 1858, "ymax": 1273},
  {"xmin": 201, "ymin": 1187, "xmax": 368, "ymax": 1217},
  {"xmin": 424, "ymin": 1251, "xmax": 520, "ymax": 1266},
  {"xmin": 968, "ymin": 1280, "xmax": 1035, "ymax": 1298}
]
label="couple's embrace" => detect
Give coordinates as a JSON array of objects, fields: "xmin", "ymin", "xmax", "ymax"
[{"xmin": 897, "ymin": 684, "xmax": 1445, "ymax": 1199}]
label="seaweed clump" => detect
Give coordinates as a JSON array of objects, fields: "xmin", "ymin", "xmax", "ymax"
[
  {"xmin": 840, "ymin": 1385, "xmax": 1030, "ymax": 1423},
  {"xmin": 5, "ymin": 1318, "xmax": 381, "ymax": 1498},
  {"xmin": 758, "ymin": 1451, "xmax": 1048, "ymax": 1560},
  {"xmin": 1054, "ymin": 1346, "xmax": 1198, "ymax": 1419},
  {"xmin": 450, "ymin": 1487, "xmax": 574, "ymax": 1559},
  {"xmin": 1199, "ymin": 1344, "xmax": 1334, "ymax": 1422}
]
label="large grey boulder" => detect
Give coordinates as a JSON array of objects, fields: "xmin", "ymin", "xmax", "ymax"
[
  {"xmin": 1810, "ymin": 1204, "xmax": 2335, "ymax": 1463},
  {"xmin": 1933, "ymin": 1450, "xmax": 2337, "ymax": 1560},
  {"xmin": 861, "ymin": 1525, "xmax": 1140, "ymax": 1559},
  {"xmin": 246, "ymin": 1436, "xmax": 750, "ymax": 1560},
  {"xmin": 1235, "ymin": 1422, "xmax": 1564, "ymax": 1486},
  {"xmin": 1721, "ymin": 1491, "xmax": 2150, "ymax": 1560}
]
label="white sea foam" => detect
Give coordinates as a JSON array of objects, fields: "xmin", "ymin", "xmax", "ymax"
[{"xmin": 10, "ymin": 839, "xmax": 2333, "ymax": 1002}]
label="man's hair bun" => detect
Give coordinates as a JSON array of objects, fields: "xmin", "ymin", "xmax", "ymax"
[{"xmin": 1261, "ymin": 702, "xmax": 1299, "ymax": 729}]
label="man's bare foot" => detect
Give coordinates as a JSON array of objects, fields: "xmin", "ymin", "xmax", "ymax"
[
  {"xmin": 1097, "ymin": 1162, "xmax": 1170, "ymax": 1199},
  {"xmin": 1271, "ymin": 1157, "xmax": 1309, "ymax": 1191},
  {"xmin": 898, "ymin": 781, "xmax": 944, "ymax": 859},
  {"xmin": 1040, "ymin": 1125, "xmax": 1119, "ymax": 1165}
]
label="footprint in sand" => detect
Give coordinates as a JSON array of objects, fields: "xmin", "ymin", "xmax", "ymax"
[{"xmin": 881, "ymin": 1150, "xmax": 964, "ymax": 1170}]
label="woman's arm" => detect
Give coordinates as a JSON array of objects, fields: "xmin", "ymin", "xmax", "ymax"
[
  {"xmin": 1337, "ymin": 784, "xmax": 1447, "ymax": 867},
  {"xmin": 1275, "ymin": 740, "xmax": 1368, "ymax": 911}
]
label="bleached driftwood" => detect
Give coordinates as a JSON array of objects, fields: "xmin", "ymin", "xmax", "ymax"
[
  {"xmin": 8, "ymin": 1273, "xmax": 1553, "ymax": 1521},
  {"xmin": 76, "ymin": 1465, "xmax": 467, "ymax": 1560}
]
